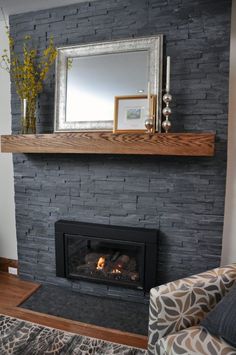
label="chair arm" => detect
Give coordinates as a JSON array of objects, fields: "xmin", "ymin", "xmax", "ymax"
[{"xmin": 148, "ymin": 263, "xmax": 236, "ymax": 355}]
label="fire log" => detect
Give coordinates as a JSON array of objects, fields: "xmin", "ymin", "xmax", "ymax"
[{"xmin": 113, "ymin": 254, "xmax": 130, "ymax": 270}]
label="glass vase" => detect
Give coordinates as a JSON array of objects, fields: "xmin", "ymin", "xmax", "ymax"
[{"xmin": 21, "ymin": 97, "xmax": 37, "ymax": 134}]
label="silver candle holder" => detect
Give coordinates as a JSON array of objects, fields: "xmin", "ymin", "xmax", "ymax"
[
  {"xmin": 162, "ymin": 56, "xmax": 172, "ymax": 133},
  {"xmin": 145, "ymin": 91, "xmax": 155, "ymax": 134},
  {"xmin": 145, "ymin": 115, "xmax": 155, "ymax": 134},
  {"xmin": 162, "ymin": 92, "xmax": 172, "ymax": 133}
]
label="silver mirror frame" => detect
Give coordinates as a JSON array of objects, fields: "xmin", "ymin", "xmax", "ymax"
[{"xmin": 54, "ymin": 35, "xmax": 163, "ymax": 132}]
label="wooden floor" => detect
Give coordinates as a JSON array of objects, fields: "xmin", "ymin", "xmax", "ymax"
[
  {"xmin": 0, "ymin": 271, "xmax": 40, "ymax": 307},
  {"xmin": 0, "ymin": 272, "xmax": 147, "ymax": 349}
]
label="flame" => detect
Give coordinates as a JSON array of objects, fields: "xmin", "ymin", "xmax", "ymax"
[
  {"xmin": 97, "ymin": 256, "xmax": 105, "ymax": 270},
  {"xmin": 112, "ymin": 269, "xmax": 121, "ymax": 274}
]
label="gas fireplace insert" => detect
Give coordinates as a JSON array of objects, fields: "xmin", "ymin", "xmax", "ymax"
[{"xmin": 55, "ymin": 220, "xmax": 158, "ymax": 292}]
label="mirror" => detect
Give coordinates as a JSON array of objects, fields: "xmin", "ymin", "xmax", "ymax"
[{"xmin": 54, "ymin": 36, "xmax": 163, "ymax": 132}]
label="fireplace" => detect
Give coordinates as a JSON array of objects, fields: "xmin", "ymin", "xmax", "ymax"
[{"xmin": 55, "ymin": 220, "xmax": 158, "ymax": 292}]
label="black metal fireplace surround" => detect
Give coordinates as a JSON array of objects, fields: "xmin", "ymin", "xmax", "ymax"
[{"xmin": 55, "ymin": 220, "xmax": 158, "ymax": 292}]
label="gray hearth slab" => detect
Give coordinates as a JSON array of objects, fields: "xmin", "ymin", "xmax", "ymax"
[{"xmin": 20, "ymin": 284, "xmax": 149, "ymax": 335}]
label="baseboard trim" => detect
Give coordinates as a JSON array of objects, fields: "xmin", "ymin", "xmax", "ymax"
[{"xmin": 0, "ymin": 257, "xmax": 18, "ymax": 273}]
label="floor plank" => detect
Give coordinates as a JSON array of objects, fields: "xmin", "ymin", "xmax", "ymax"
[
  {"xmin": 0, "ymin": 272, "xmax": 40, "ymax": 307},
  {"xmin": 0, "ymin": 272, "xmax": 148, "ymax": 349}
]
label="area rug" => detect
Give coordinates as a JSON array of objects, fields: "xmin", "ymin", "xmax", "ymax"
[{"xmin": 0, "ymin": 314, "xmax": 146, "ymax": 354}]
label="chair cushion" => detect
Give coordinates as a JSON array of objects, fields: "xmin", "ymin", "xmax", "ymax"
[
  {"xmin": 200, "ymin": 283, "xmax": 236, "ymax": 347},
  {"xmin": 157, "ymin": 325, "xmax": 236, "ymax": 355}
]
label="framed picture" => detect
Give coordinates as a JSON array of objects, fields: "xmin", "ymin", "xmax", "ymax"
[{"xmin": 113, "ymin": 95, "xmax": 156, "ymax": 133}]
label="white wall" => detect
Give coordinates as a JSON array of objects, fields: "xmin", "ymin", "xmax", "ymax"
[
  {"xmin": 221, "ymin": 0, "xmax": 236, "ymax": 265},
  {"xmin": 0, "ymin": 17, "xmax": 17, "ymax": 259}
]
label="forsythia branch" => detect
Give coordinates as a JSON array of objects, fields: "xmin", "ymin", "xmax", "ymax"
[{"xmin": 0, "ymin": 7, "xmax": 57, "ymax": 100}]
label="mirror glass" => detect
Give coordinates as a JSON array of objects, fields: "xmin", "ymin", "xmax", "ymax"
[
  {"xmin": 66, "ymin": 51, "xmax": 149, "ymax": 124},
  {"xmin": 54, "ymin": 36, "xmax": 163, "ymax": 132}
]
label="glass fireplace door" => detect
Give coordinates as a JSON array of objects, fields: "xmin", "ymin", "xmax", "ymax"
[{"xmin": 64, "ymin": 234, "xmax": 145, "ymax": 289}]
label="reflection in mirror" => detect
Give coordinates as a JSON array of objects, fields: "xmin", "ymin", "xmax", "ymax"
[
  {"xmin": 54, "ymin": 36, "xmax": 163, "ymax": 132},
  {"xmin": 66, "ymin": 51, "xmax": 149, "ymax": 124}
]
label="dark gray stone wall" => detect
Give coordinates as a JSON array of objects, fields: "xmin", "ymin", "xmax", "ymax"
[{"xmin": 10, "ymin": 0, "xmax": 231, "ymax": 299}]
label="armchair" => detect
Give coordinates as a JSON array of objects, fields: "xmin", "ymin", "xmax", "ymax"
[{"xmin": 148, "ymin": 264, "xmax": 236, "ymax": 355}]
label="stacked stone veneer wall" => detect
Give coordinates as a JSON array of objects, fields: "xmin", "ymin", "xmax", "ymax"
[{"xmin": 10, "ymin": 0, "xmax": 231, "ymax": 300}]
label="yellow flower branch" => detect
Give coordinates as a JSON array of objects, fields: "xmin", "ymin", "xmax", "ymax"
[{"xmin": 0, "ymin": 8, "xmax": 57, "ymax": 101}]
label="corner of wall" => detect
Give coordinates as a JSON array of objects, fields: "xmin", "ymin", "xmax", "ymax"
[{"xmin": 0, "ymin": 17, "xmax": 17, "ymax": 260}]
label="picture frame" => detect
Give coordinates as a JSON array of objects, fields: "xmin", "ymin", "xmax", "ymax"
[{"xmin": 113, "ymin": 95, "xmax": 156, "ymax": 133}]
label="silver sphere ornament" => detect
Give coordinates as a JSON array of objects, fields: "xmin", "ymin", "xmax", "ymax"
[
  {"xmin": 162, "ymin": 106, "xmax": 172, "ymax": 116},
  {"xmin": 162, "ymin": 119, "xmax": 171, "ymax": 133},
  {"xmin": 145, "ymin": 117, "xmax": 154, "ymax": 133},
  {"xmin": 163, "ymin": 93, "xmax": 172, "ymax": 103}
]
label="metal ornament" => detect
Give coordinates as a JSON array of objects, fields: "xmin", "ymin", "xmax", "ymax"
[
  {"xmin": 145, "ymin": 117, "xmax": 154, "ymax": 134},
  {"xmin": 162, "ymin": 93, "xmax": 172, "ymax": 133},
  {"xmin": 145, "ymin": 92, "xmax": 155, "ymax": 134}
]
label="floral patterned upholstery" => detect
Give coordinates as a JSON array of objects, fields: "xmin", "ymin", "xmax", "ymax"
[
  {"xmin": 158, "ymin": 326, "xmax": 236, "ymax": 355},
  {"xmin": 148, "ymin": 264, "xmax": 236, "ymax": 355}
]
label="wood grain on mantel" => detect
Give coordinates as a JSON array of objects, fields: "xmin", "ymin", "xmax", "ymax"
[{"xmin": 0, "ymin": 132, "xmax": 215, "ymax": 156}]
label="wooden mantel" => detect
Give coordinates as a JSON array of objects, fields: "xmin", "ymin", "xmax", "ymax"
[{"xmin": 0, "ymin": 132, "xmax": 215, "ymax": 156}]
